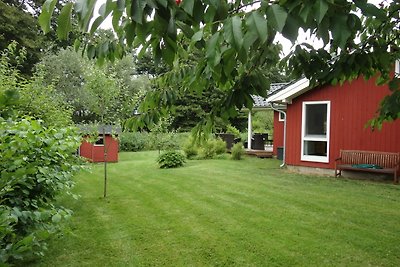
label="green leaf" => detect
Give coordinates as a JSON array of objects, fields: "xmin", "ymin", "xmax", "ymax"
[
  {"xmin": 223, "ymin": 16, "xmax": 243, "ymax": 51},
  {"xmin": 112, "ymin": 10, "xmax": 123, "ymax": 32},
  {"xmin": 161, "ymin": 39, "xmax": 176, "ymax": 65},
  {"xmin": 331, "ymin": 14, "xmax": 352, "ymax": 49},
  {"xmin": 135, "ymin": 22, "xmax": 148, "ymax": 43},
  {"xmin": 52, "ymin": 213, "xmax": 62, "ymax": 223},
  {"xmin": 299, "ymin": 4, "xmax": 312, "ymax": 23},
  {"xmin": 38, "ymin": 0, "xmax": 57, "ymax": 34},
  {"xmin": 354, "ymin": 0, "xmax": 386, "ymax": 20},
  {"xmin": 176, "ymin": 21, "xmax": 195, "ymax": 38},
  {"xmin": 131, "ymin": 0, "xmax": 147, "ymax": 24},
  {"xmin": 246, "ymin": 12, "xmax": 268, "ymax": 44},
  {"xmin": 57, "ymin": 2, "xmax": 73, "ymax": 40},
  {"xmin": 90, "ymin": 16, "xmax": 106, "ymax": 35},
  {"xmin": 281, "ymin": 14, "xmax": 299, "ymax": 43},
  {"xmin": 317, "ymin": 17, "xmax": 330, "ymax": 45},
  {"xmin": 191, "ymin": 29, "xmax": 203, "ymax": 42},
  {"xmin": 74, "ymin": 39, "xmax": 81, "ymax": 52},
  {"xmin": 75, "ymin": 0, "xmax": 97, "ymax": 32},
  {"xmin": 266, "ymin": 4, "xmax": 288, "ymax": 32},
  {"xmin": 209, "ymin": 0, "xmax": 220, "ymax": 9},
  {"xmin": 124, "ymin": 22, "xmax": 136, "ymax": 46},
  {"xmin": 206, "ymin": 32, "xmax": 221, "ymax": 67},
  {"xmin": 167, "ymin": 16, "xmax": 177, "ymax": 39},
  {"xmin": 181, "ymin": 0, "xmax": 195, "ymax": 16},
  {"xmin": 222, "ymin": 48, "xmax": 236, "ymax": 77},
  {"xmin": 99, "ymin": 0, "xmax": 116, "ymax": 18},
  {"xmin": 204, "ymin": 5, "xmax": 216, "ymax": 23},
  {"xmin": 314, "ymin": 0, "xmax": 329, "ymax": 24},
  {"xmin": 87, "ymin": 45, "xmax": 96, "ymax": 59},
  {"xmin": 389, "ymin": 78, "xmax": 400, "ymax": 92},
  {"xmin": 243, "ymin": 31, "xmax": 258, "ymax": 51},
  {"xmin": 156, "ymin": 0, "xmax": 168, "ymax": 8},
  {"xmin": 117, "ymin": 0, "xmax": 125, "ymax": 12}
]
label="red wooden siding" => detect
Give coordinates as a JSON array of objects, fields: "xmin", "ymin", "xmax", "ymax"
[
  {"xmin": 285, "ymin": 76, "xmax": 400, "ymax": 169},
  {"xmin": 273, "ymin": 111, "xmax": 284, "ymax": 155},
  {"xmin": 80, "ymin": 135, "xmax": 119, "ymax": 162}
]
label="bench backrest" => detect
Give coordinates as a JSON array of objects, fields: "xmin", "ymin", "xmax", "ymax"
[{"xmin": 340, "ymin": 150, "xmax": 400, "ymax": 168}]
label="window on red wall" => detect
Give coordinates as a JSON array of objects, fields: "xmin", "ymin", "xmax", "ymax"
[
  {"xmin": 301, "ymin": 101, "xmax": 330, "ymax": 163},
  {"xmin": 94, "ymin": 136, "xmax": 104, "ymax": 146},
  {"xmin": 278, "ymin": 111, "xmax": 285, "ymax": 121}
]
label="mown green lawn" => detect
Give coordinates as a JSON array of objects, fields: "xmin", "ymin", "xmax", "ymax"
[{"xmin": 31, "ymin": 151, "xmax": 400, "ymax": 266}]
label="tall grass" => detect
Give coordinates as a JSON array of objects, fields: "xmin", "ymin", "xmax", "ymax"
[{"xmin": 30, "ymin": 151, "xmax": 400, "ymax": 266}]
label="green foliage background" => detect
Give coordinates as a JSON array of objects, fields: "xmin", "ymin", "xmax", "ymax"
[{"xmin": 0, "ymin": 43, "xmax": 82, "ymax": 264}]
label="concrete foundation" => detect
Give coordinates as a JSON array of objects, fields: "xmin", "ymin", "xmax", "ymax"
[{"xmin": 286, "ymin": 165, "xmax": 394, "ymax": 183}]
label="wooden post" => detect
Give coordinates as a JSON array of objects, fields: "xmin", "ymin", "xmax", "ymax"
[{"xmin": 103, "ymin": 127, "xmax": 107, "ymax": 198}]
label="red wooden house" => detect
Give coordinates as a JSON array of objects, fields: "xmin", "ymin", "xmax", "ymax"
[
  {"xmin": 79, "ymin": 125, "xmax": 121, "ymax": 163},
  {"xmin": 267, "ymin": 72, "xmax": 400, "ymax": 176}
]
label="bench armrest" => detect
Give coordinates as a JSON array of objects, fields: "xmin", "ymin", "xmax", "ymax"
[{"xmin": 335, "ymin": 157, "xmax": 342, "ymax": 162}]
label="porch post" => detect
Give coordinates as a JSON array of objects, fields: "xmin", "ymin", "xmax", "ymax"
[{"xmin": 247, "ymin": 111, "xmax": 252, "ymax": 149}]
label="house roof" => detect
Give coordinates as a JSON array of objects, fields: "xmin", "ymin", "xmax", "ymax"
[
  {"xmin": 251, "ymin": 82, "xmax": 291, "ymax": 109},
  {"xmin": 78, "ymin": 125, "xmax": 122, "ymax": 135},
  {"xmin": 266, "ymin": 77, "xmax": 311, "ymax": 104}
]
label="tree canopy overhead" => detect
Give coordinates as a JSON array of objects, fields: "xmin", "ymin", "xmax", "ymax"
[{"xmin": 40, "ymin": 0, "xmax": 400, "ymax": 129}]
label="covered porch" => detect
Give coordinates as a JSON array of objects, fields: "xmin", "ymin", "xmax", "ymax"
[{"xmin": 244, "ymin": 82, "xmax": 289, "ymax": 157}]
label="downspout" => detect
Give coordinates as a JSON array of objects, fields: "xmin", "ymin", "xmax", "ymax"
[
  {"xmin": 269, "ymin": 103, "xmax": 287, "ymax": 168},
  {"xmin": 247, "ymin": 111, "xmax": 252, "ymax": 149}
]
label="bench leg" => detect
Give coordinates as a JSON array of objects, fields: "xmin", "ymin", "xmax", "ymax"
[
  {"xmin": 335, "ymin": 168, "xmax": 341, "ymax": 177},
  {"xmin": 395, "ymin": 170, "xmax": 398, "ymax": 184}
]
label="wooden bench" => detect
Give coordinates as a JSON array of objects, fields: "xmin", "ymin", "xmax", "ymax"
[{"xmin": 335, "ymin": 150, "xmax": 400, "ymax": 183}]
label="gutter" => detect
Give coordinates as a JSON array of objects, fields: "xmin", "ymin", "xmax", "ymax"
[{"xmin": 269, "ymin": 103, "xmax": 287, "ymax": 168}]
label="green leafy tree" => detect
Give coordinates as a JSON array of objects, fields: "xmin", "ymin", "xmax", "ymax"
[
  {"xmin": 0, "ymin": 0, "xmax": 45, "ymax": 76},
  {"xmin": 0, "ymin": 42, "xmax": 81, "ymax": 264},
  {"xmin": 0, "ymin": 0, "xmax": 78, "ymax": 76},
  {"xmin": 84, "ymin": 64, "xmax": 120, "ymax": 198},
  {"xmin": 41, "ymin": 0, "xmax": 400, "ymax": 129},
  {"xmin": 39, "ymin": 48, "xmax": 93, "ymax": 122},
  {"xmin": 39, "ymin": 47, "xmax": 147, "ymax": 124},
  {"xmin": 1, "ymin": 42, "xmax": 72, "ymax": 126}
]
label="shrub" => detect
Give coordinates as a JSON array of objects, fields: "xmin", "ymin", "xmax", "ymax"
[
  {"xmin": 226, "ymin": 124, "xmax": 241, "ymax": 138},
  {"xmin": 231, "ymin": 143, "xmax": 245, "ymax": 160},
  {"xmin": 0, "ymin": 118, "xmax": 82, "ymax": 264},
  {"xmin": 182, "ymin": 137, "xmax": 198, "ymax": 159},
  {"xmin": 120, "ymin": 132, "xmax": 190, "ymax": 153},
  {"xmin": 157, "ymin": 151, "xmax": 186, "ymax": 168},
  {"xmin": 198, "ymin": 139, "xmax": 217, "ymax": 159},
  {"xmin": 147, "ymin": 132, "xmax": 180, "ymax": 152},
  {"xmin": 214, "ymin": 138, "xmax": 227, "ymax": 155},
  {"xmin": 119, "ymin": 132, "xmax": 147, "ymax": 152}
]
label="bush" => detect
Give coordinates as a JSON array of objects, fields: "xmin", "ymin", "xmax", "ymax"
[
  {"xmin": 147, "ymin": 132, "xmax": 179, "ymax": 152},
  {"xmin": 157, "ymin": 151, "xmax": 186, "ymax": 168},
  {"xmin": 182, "ymin": 137, "xmax": 198, "ymax": 159},
  {"xmin": 0, "ymin": 118, "xmax": 82, "ymax": 264},
  {"xmin": 214, "ymin": 138, "xmax": 227, "ymax": 155},
  {"xmin": 231, "ymin": 143, "xmax": 245, "ymax": 160},
  {"xmin": 198, "ymin": 139, "xmax": 217, "ymax": 159},
  {"xmin": 198, "ymin": 137, "xmax": 228, "ymax": 159},
  {"xmin": 120, "ymin": 132, "xmax": 189, "ymax": 152},
  {"xmin": 119, "ymin": 132, "xmax": 147, "ymax": 152},
  {"xmin": 226, "ymin": 124, "xmax": 241, "ymax": 138}
]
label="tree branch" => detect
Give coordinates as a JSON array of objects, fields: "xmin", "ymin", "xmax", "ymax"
[{"xmin": 229, "ymin": 0, "xmax": 262, "ymax": 15}]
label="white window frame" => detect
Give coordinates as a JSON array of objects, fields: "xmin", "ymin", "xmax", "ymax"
[
  {"xmin": 301, "ymin": 101, "xmax": 330, "ymax": 163},
  {"xmin": 94, "ymin": 136, "xmax": 105, "ymax": 146},
  {"xmin": 278, "ymin": 111, "xmax": 285, "ymax": 121}
]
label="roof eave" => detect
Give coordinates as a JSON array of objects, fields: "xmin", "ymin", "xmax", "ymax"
[{"xmin": 266, "ymin": 78, "xmax": 310, "ymax": 104}]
